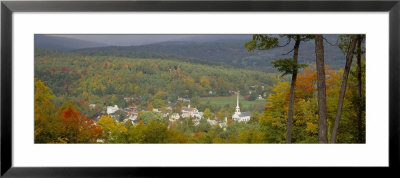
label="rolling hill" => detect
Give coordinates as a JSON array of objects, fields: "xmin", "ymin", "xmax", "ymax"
[
  {"xmin": 72, "ymin": 37, "xmax": 347, "ymax": 71},
  {"xmin": 35, "ymin": 35, "xmax": 350, "ymax": 72},
  {"xmin": 34, "ymin": 35, "xmax": 108, "ymax": 51}
]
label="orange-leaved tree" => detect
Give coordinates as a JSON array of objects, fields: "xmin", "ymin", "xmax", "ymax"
[{"xmin": 60, "ymin": 107, "xmax": 102, "ymax": 143}]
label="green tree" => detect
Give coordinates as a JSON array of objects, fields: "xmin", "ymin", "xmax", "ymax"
[
  {"xmin": 144, "ymin": 120, "xmax": 168, "ymax": 143},
  {"xmin": 245, "ymin": 35, "xmax": 312, "ymax": 143},
  {"xmin": 114, "ymin": 110, "xmax": 127, "ymax": 122},
  {"xmin": 34, "ymin": 78, "xmax": 58, "ymax": 143},
  {"xmin": 203, "ymin": 108, "xmax": 212, "ymax": 119},
  {"xmin": 249, "ymin": 110, "xmax": 260, "ymax": 124},
  {"xmin": 138, "ymin": 111, "xmax": 163, "ymax": 124},
  {"xmin": 97, "ymin": 115, "xmax": 127, "ymax": 143},
  {"xmin": 195, "ymin": 118, "xmax": 211, "ymax": 133},
  {"xmin": 248, "ymin": 92, "xmax": 258, "ymax": 101}
]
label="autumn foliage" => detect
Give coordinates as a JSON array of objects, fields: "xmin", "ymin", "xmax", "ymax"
[
  {"xmin": 35, "ymin": 78, "xmax": 102, "ymax": 143},
  {"xmin": 60, "ymin": 108, "xmax": 102, "ymax": 143}
]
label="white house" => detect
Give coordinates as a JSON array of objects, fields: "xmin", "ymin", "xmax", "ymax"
[
  {"xmin": 232, "ymin": 93, "xmax": 251, "ymax": 122},
  {"xmin": 191, "ymin": 111, "xmax": 203, "ymax": 119},
  {"xmin": 152, "ymin": 108, "xmax": 161, "ymax": 113},
  {"xmin": 162, "ymin": 112, "xmax": 169, "ymax": 118},
  {"xmin": 181, "ymin": 104, "xmax": 198, "ymax": 118},
  {"xmin": 169, "ymin": 113, "xmax": 180, "ymax": 121},
  {"xmin": 218, "ymin": 117, "xmax": 228, "ymax": 128},
  {"xmin": 89, "ymin": 104, "xmax": 96, "ymax": 109},
  {"xmin": 207, "ymin": 118, "xmax": 218, "ymax": 126},
  {"xmin": 127, "ymin": 114, "xmax": 137, "ymax": 121},
  {"xmin": 178, "ymin": 97, "xmax": 190, "ymax": 103},
  {"xmin": 107, "ymin": 105, "xmax": 119, "ymax": 115},
  {"xmin": 207, "ymin": 117, "xmax": 229, "ymax": 129}
]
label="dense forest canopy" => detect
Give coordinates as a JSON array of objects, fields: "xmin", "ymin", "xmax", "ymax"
[{"xmin": 35, "ymin": 49, "xmax": 276, "ymax": 110}]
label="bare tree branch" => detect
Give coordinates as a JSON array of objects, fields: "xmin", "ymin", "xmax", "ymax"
[
  {"xmin": 277, "ymin": 38, "xmax": 292, "ymax": 47},
  {"xmin": 323, "ymin": 37, "xmax": 339, "ymax": 46},
  {"xmin": 282, "ymin": 47, "xmax": 295, "ymax": 55}
]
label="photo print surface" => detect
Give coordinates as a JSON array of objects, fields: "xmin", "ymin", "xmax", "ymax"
[{"xmin": 34, "ymin": 34, "xmax": 365, "ymax": 144}]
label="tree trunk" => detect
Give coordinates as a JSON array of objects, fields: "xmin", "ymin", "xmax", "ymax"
[
  {"xmin": 330, "ymin": 35, "xmax": 359, "ymax": 143},
  {"xmin": 315, "ymin": 35, "xmax": 328, "ymax": 143},
  {"xmin": 356, "ymin": 35, "xmax": 363, "ymax": 143},
  {"xmin": 286, "ymin": 35, "xmax": 301, "ymax": 143}
]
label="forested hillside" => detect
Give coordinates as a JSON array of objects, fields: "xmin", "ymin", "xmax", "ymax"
[
  {"xmin": 35, "ymin": 49, "xmax": 276, "ymax": 115},
  {"xmin": 72, "ymin": 37, "xmax": 345, "ymax": 72}
]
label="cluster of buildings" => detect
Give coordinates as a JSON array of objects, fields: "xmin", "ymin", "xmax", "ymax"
[
  {"xmin": 169, "ymin": 104, "xmax": 203, "ymax": 126},
  {"xmin": 93, "ymin": 91, "xmax": 252, "ymax": 128},
  {"xmin": 170, "ymin": 92, "xmax": 252, "ymax": 128},
  {"xmin": 93, "ymin": 104, "xmax": 142, "ymax": 125}
]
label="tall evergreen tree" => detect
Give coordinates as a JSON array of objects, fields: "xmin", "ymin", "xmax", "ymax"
[{"xmin": 245, "ymin": 35, "xmax": 311, "ymax": 143}]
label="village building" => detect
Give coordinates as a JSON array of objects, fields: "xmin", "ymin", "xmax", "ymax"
[
  {"xmin": 177, "ymin": 97, "xmax": 190, "ymax": 103},
  {"xmin": 169, "ymin": 113, "xmax": 180, "ymax": 122},
  {"xmin": 162, "ymin": 112, "xmax": 169, "ymax": 118},
  {"xmin": 89, "ymin": 104, "xmax": 96, "ymax": 109},
  {"xmin": 107, "ymin": 105, "xmax": 119, "ymax": 115},
  {"xmin": 181, "ymin": 104, "xmax": 198, "ymax": 118},
  {"xmin": 232, "ymin": 93, "xmax": 251, "ymax": 122},
  {"xmin": 165, "ymin": 106, "xmax": 173, "ymax": 111},
  {"xmin": 152, "ymin": 108, "xmax": 161, "ymax": 113},
  {"xmin": 191, "ymin": 111, "xmax": 203, "ymax": 119},
  {"xmin": 206, "ymin": 117, "xmax": 228, "ymax": 129},
  {"xmin": 207, "ymin": 118, "xmax": 218, "ymax": 126},
  {"xmin": 124, "ymin": 104, "xmax": 137, "ymax": 115},
  {"xmin": 127, "ymin": 114, "xmax": 137, "ymax": 121},
  {"xmin": 218, "ymin": 117, "xmax": 228, "ymax": 130}
]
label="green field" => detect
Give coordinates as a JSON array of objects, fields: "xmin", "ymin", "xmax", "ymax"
[{"xmin": 200, "ymin": 95, "xmax": 266, "ymax": 108}]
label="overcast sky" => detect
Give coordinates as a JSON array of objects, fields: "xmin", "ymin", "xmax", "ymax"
[{"xmin": 49, "ymin": 34, "xmax": 253, "ymax": 46}]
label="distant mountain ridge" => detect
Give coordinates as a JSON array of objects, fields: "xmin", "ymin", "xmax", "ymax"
[
  {"xmin": 35, "ymin": 35, "xmax": 348, "ymax": 71},
  {"xmin": 34, "ymin": 35, "xmax": 108, "ymax": 51},
  {"xmin": 71, "ymin": 38, "xmax": 346, "ymax": 71}
]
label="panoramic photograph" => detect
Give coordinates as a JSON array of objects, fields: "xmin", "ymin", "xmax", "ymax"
[{"xmin": 34, "ymin": 34, "xmax": 365, "ymax": 144}]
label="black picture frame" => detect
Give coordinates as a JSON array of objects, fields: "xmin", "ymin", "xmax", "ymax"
[{"xmin": 1, "ymin": 0, "xmax": 399, "ymax": 177}]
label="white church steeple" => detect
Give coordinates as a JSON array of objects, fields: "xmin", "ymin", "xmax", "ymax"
[
  {"xmin": 235, "ymin": 92, "xmax": 241, "ymax": 114},
  {"xmin": 232, "ymin": 91, "xmax": 251, "ymax": 123}
]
